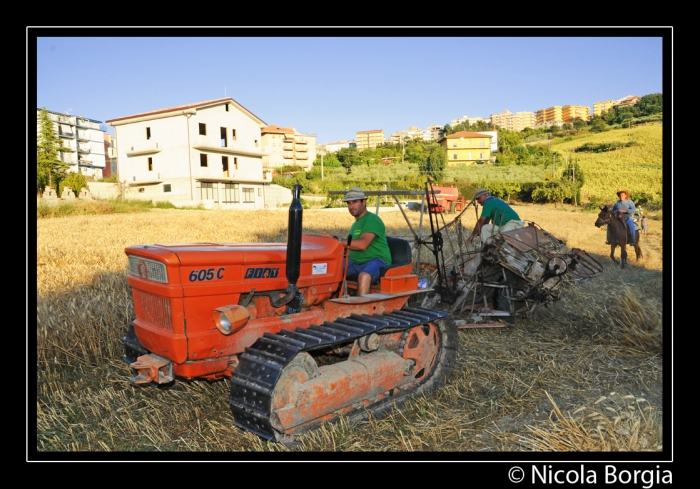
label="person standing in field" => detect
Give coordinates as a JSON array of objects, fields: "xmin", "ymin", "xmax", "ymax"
[
  {"xmin": 641, "ymin": 215, "xmax": 648, "ymax": 236},
  {"xmin": 466, "ymin": 188, "xmax": 525, "ymax": 245}
]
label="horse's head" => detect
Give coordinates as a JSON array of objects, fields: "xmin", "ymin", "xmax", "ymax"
[{"xmin": 595, "ymin": 205, "xmax": 610, "ymax": 228}]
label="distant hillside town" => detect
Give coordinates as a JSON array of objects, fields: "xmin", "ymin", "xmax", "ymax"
[{"xmin": 36, "ymin": 93, "xmax": 650, "ymax": 209}]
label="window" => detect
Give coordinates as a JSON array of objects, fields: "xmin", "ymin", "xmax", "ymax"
[
  {"xmin": 255, "ymin": 140, "xmax": 258, "ymax": 147},
  {"xmin": 222, "ymin": 183, "xmax": 239, "ymax": 203},
  {"xmin": 146, "ymin": 127, "xmax": 151, "ymax": 140},
  {"xmin": 220, "ymin": 127, "xmax": 227, "ymax": 147},
  {"xmin": 222, "ymin": 156, "xmax": 229, "ymax": 175},
  {"xmin": 232, "ymin": 129, "xmax": 237, "ymax": 140},
  {"xmin": 452, "ymin": 141, "xmax": 457, "ymax": 148},
  {"xmin": 225, "ymin": 104, "xmax": 229, "ymax": 112},
  {"xmin": 234, "ymin": 157, "xmax": 238, "ymax": 170},
  {"xmin": 138, "ymin": 188, "xmax": 145, "ymax": 193},
  {"xmin": 163, "ymin": 184, "xmax": 171, "ymax": 193},
  {"xmin": 197, "ymin": 181, "xmax": 218, "ymax": 201},
  {"xmin": 480, "ymin": 139, "xmax": 485, "ymax": 147},
  {"xmin": 200, "ymin": 153, "xmax": 208, "ymax": 167},
  {"xmin": 148, "ymin": 157, "xmax": 153, "ymax": 171},
  {"xmin": 468, "ymin": 151, "xmax": 473, "ymax": 159},
  {"xmin": 480, "ymin": 152, "xmax": 484, "ymax": 159},
  {"xmin": 453, "ymin": 153, "xmax": 458, "ymax": 160},
  {"xmin": 243, "ymin": 187, "xmax": 255, "ymax": 203},
  {"xmin": 199, "ymin": 123, "xmax": 206, "ymax": 136}
]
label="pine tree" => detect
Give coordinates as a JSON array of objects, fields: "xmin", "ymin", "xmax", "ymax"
[{"xmin": 37, "ymin": 108, "xmax": 69, "ymax": 192}]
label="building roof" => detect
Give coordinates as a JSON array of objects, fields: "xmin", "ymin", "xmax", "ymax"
[
  {"xmin": 356, "ymin": 129, "xmax": 383, "ymax": 134},
  {"xmin": 443, "ymin": 131, "xmax": 493, "ymax": 139},
  {"xmin": 105, "ymin": 97, "xmax": 266, "ymax": 126},
  {"xmin": 261, "ymin": 125, "xmax": 295, "ymax": 135}
]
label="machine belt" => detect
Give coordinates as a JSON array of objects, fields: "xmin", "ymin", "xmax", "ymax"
[{"xmin": 228, "ymin": 306, "xmax": 449, "ymax": 440}]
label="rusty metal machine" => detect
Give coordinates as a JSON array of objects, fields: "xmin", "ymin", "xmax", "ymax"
[
  {"xmin": 414, "ymin": 182, "xmax": 603, "ymax": 325},
  {"xmin": 123, "ymin": 185, "xmax": 457, "ymax": 443}
]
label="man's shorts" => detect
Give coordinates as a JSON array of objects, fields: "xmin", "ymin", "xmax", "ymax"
[{"xmin": 346, "ymin": 258, "xmax": 387, "ymax": 283}]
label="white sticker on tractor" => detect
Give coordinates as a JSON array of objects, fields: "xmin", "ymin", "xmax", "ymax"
[{"xmin": 312, "ymin": 263, "xmax": 327, "ymax": 275}]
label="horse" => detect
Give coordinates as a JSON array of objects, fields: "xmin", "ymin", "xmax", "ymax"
[{"xmin": 594, "ymin": 205, "xmax": 643, "ymax": 268}]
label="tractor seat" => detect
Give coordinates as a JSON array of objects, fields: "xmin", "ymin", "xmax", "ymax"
[
  {"xmin": 378, "ymin": 237, "xmax": 413, "ymax": 279},
  {"xmin": 346, "ymin": 237, "xmax": 413, "ymax": 284}
]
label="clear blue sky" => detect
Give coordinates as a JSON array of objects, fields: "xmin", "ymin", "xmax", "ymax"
[{"xmin": 33, "ymin": 29, "xmax": 667, "ymax": 145}]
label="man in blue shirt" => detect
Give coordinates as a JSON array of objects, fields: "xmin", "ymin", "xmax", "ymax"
[
  {"xmin": 466, "ymin": 188, "xmax": 525, "ymax": 245},
  {"xmin": 611, "ymin": 190, "xmax": 637, "ymax": 245}
]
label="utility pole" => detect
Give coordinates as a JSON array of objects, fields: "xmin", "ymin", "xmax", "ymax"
[{"xmin": 320, "ymin": 149, "xmax": 325, "ymax": 182}]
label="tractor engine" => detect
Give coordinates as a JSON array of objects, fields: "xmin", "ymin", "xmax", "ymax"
[{"xmin": 123, "ymin": 186, "xmax": 344, "ymax": 384}]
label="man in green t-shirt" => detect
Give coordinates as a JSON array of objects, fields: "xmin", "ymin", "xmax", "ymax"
[
  {"xmin": 322, "ymin": 186, "xmax": 392, "ymax": 296},
  {"xmin": 466, "ymin": 188, "xmax": 525, "ymax": 245}
]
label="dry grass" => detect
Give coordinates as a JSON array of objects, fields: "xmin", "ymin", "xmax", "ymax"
[{"xmin": 34, "ymin": 204, "xmax": 665, "ymax": 456}]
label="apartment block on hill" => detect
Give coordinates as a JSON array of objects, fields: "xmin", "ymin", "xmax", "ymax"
[
  {"xmin": 439, "ymin": 131, "xmax": 492, "ymax": 165},
  {"xmin": 261, "ymin": 125, "xmax": 317, "ymax": 172},
  {"xmin": 323, "ymin": 141, "xmax": 352, "ymax": 153},
  {"xmin": 37, "ymin": 108, "xmax": 106, "ymax": 179},
  {"xmin": 593, "ymin": 99, "xmax": 618, "ymax": 116},
  {"xmin": 490, "ymin": 110, "xmax": 535, "ymax": 132},
  {"xmin": 106, "ymin": 97, "xmax": 276, "ymax": 209},
  {"xmin": 355, "ymin": 129, "xmax": 385, "ymax": 150}
]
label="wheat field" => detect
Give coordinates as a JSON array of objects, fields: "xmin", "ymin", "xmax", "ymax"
[{"xmin": 35, "ymin": 204, "xmax": 664, "ymax": 457}]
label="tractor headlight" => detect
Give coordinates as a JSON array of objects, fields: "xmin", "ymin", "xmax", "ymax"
[{"xmin": 212, "ymin": 305, "xmax": 250, "ymax": 335}]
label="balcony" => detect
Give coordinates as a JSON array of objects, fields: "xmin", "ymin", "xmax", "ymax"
[
  {"xmin": 296, "ymin": 155, "xmax": 308, "ymax": 160},
  {"xmin": 58, "ymin": 130, "xmax": 74, "ymax": 138},
  {"xmin": 78, "ymin": 158, "xmax": 92, "ymax": 165},
  {"xmin": 77, "ymin": 119, "xmax": 100, "ymax": 130},
  {"xmin": 78, "ymin": 144, "xmax": 91, "ymax": 154},
  {"xmin": 77, "ymin": 132, "xmax": 91, "ymax": 141},
  {"xmin": 192, "ymin": 136, "xmax": 262, "ymax": 157},
  {"xmin": 283, "ymin": 154, "xmax": 294, "ymax": 159},
  {"xmin": 296, "ymin": 146, "xmax": 307, "ymax": 152},
  {"xmin": 108, "ymin": 147, "xmax": 117, "ymax": 158},
  {"xmin": 282, "ymin": 144, "xmax": 294, "ymax": 150},
  {"xmin": 125, "ymin": 141, "xmax": 162, "ymax": 156},
  {"xmin": 296, "ymin": 138, "xmax": 307, "ymax": 144}
]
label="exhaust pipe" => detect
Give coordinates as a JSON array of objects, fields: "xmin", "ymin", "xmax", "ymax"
[{"xmin": 270, "ymin": 184, "xmax": 303, "ymax": 312}]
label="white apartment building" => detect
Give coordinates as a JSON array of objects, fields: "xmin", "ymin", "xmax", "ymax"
[
  {"xmin": 37, "ymin": 109, "xmax": 106, "ymax": 179},
  {"xmin": 261, "ymin": 125, "xmax": 317, "ymax": 172},
  {"xmin": 450, "ymin": 115, "xmax": 490, "ymax": 127},
  {"xmin": 106, "ymin": 98, "xmax": 275, "ymax": 209},
  {"xmin": 323, "ymin": 141, "xmax": 351, "ymax": 153}
]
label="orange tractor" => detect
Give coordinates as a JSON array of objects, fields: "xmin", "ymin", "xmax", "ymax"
[{"xmin": 123, "ymin": 185, "xmax": 457, "ymax": 443}]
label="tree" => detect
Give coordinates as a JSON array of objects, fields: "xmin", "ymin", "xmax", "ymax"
[
  {"xmin": 336, "ymin": 147, "xmax": 361, "ymax": 174},
  {"xmin": 59, "ymin": 171, "xmax": 88, "ymax": 198},
  {"xmin": 37, "ymin": 108, "xmax": 69, "ymax": 192},
  {"xmin": 420, "ymin": 146, "xmax": 447, "ymax": 182}
]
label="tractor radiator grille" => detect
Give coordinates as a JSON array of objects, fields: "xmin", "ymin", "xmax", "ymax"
[
  {"xmin": 133, "ymin": 289, "xmax": 173, "ymax": 331},
  {"xmin": 128, "ymin": 256, "xmax": 168, "ymax": 283}
]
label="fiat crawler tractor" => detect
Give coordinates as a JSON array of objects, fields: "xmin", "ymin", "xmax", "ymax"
[{"xmin": 123, "ymin": 185, "xmax": 458, "ymax": 443}]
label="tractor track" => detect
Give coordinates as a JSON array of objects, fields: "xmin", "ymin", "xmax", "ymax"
[{"xmin": 228, "ymin": 306, "xmax": 450, "ymax": 441}]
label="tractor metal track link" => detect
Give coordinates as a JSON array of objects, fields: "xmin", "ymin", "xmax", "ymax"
[{"xmin": 228, "ymin": 306, "xmax": 449, "ymax": 440}]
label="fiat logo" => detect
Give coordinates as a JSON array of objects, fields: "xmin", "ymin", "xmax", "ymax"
[{"xmin": 137, "ymin": 260, "xmax": 149, "ymax": 279}]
